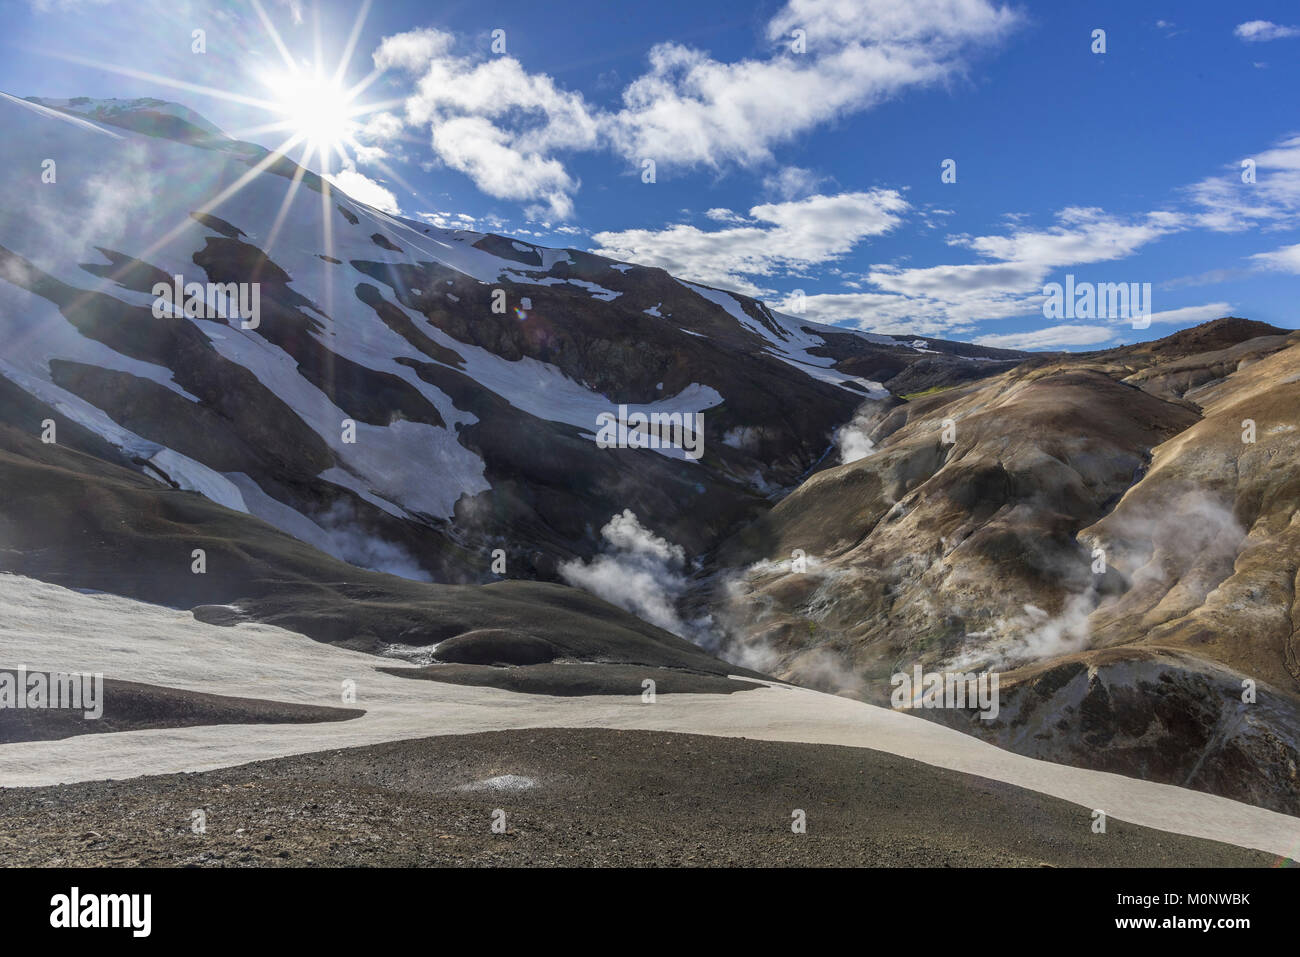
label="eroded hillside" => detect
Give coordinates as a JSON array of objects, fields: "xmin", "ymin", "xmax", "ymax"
[{"xmin": 711, "ymin": 318, "xmax": 1300, "ymax": 812}]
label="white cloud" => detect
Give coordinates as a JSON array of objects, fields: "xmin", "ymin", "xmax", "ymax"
[
  {"xmin": 867, "ymin": 260, "xmax": 1045, "ymax": 298},
  {"xmin": 325, "ymin": 167, "xmax": 400, "ymax": 214},
  {"xmin": 784, "ymin": 285, "xmax": 1043, "ymax": 336},
  {"xmin": 430, "ymin": 116, "xmax": 583, "ymax": 220},
  {"xmin": 609, "ymin": 0, "xmax": 1018, "ymax": 172},
  {"xmin": 417, "ymin": 211, "xmax": 472, "ymax": 230},
  {"xmin": 777, "ymin": 291, "xmax": 977, "ymax": 337},
  {"xmin": 591, "ymin": 190, "xmax": 908, "ymax": 295},
  {"xmin": 368, "ymin": 0, "xmax": 1019, "ymax": 217},
  {"xmin": 952, "ymin": 207, "xmax": 1182, "ymax": 266},
  {"xmin": 973, "ymin": 324, "xmax": 1116, "ymax": 350},
  {"xmin": 792, "ymin": 208, "xmax": 1176, "ymax": 334},
  {"xmin": 1187, "ymin": 135, "xmax": 1300, "ymax": 232},
  {"xmin": 1250, "ymin": 242, "xmax": 1300, "ymax": 273},
  {"xmin": 373, "ymin": 31, "xmax": 598, "ymax": 219},
  {"xmin": 373, "ymin": 28, "xmax": 455, "ymax": 71},
  {"xmin": 359, "ymin": 111, "xmax": 404, "ymax": 142},
  {"xmin": 766, "ymin": 0, "xmax": 1019, "ymax": 46},
  {"xmin": 763, "ymin": 165, "xmax": 827, "ymax": 200},
  {"xmin": 1234, "ymin": 20, "xmax": 1300, "ymax": 42},
  {"xmin": 705, "ymin": 207, "xmax": 751, "ymax": 224},
  {"xmin": 360, "ymin": 9, "xmax": 1277, "ymax": 350},
  {"xmin": 739, "ymin": 141, "xmax": 1287, "ymax": 341},
  {"xmin": 1144, "ymin": 302, "xmax": 1232, "ymax": 324}
]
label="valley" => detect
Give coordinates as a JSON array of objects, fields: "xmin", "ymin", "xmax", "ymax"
[{"xmin": 0, "ymin": 91, "xmax": 1297, "ymax": 866}]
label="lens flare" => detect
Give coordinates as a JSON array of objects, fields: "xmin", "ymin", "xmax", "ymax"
[{"xmin": 274, "ymin": 72, "xmax": 354, "ymax": 153}]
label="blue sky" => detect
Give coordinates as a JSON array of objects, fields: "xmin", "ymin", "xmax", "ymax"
[{"xmin": 2, "ymin": 0, "xmax": 1298, "ymax": 349}]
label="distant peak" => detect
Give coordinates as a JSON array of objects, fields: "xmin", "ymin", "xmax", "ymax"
[{"xmin": 25, "ymin": 95, "xmax": 227, "ymax": 138}]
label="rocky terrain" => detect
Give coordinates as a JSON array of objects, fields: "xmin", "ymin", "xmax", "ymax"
[
  {"xmin": 1, "ymin": 90, "xmax": 1298, "ymax": 845},
  {"xmin": 0, "ymin": 421, "xmax": 758, "ymax": 682},
  {"xmin": 0, "ymin": 728, "xmax": 1271, "ymax": 868},
  {"xmin": 0, "ymin": 94, "xmax": 1014, "ymax": 586},
  {"xmin": 711, "ymin": 318, "xmax": 1300, "ymax": 813}
]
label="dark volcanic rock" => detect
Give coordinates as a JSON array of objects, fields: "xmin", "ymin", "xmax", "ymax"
[{"xmin": 433, "ymin": 629, "xmax": 561, "ymax": 666}]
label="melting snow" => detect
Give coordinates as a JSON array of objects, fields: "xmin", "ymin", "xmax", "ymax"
[{"xmin": 0, "ymin": 575, "xmax": 1295, "ymax": 860}]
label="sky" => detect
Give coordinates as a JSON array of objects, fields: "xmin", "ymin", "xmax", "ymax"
[{"xmin": 1, "ymin": 0, "xmax": 1298, "ymax": 350}]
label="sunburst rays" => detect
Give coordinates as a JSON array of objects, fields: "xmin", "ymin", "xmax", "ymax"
[{"xmin": 41, "ymin": 0, "xmax": 408, "ymax": 281}]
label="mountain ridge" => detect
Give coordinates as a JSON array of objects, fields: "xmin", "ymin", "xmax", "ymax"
[{"xmin": 5, "ymin": 91, "xmax": 1298, "ymax": 818}]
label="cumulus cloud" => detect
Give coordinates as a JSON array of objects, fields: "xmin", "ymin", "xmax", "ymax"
[
  {"xmin": 592, "ymin": 190, "xmax": 908, "ymax": 295},
  {"xmin": 416, "ymin": 209, "xmax": 485, "ymax": 231},
  {"xmin": 373, "ymin": 30, "xmax": 598, "ymax": 219},
  {"xmin": 1234, "ymin": 20, "xmax": 1300, "ymax": 42},
  {"xmin": 774, "ymin": 290, "xmax": 973, "ymax": 337},
  {"xmin": 356, "ymin": 3, "xmax": 1278, "ymax": 351},
  {"xmin": 758, "ymin": 139, "xmax": 1294, "ymax": 341},
  {"xmin": 766, "ymin": 0, "xmax": 1019, "ymax": 47},
  {"xmin": 367, "ymin": 0, "xmax": 1019, "ymax": 218},
  {"xmin": 608, "ymin": 0, "xmax": 1019, "ymax": 170},
  {"xmin": 866, "ymin": 260, "xmax": 1045, "ymax": 300},
  {"xmin": 772, "ymin": 207, "xmax": 1176, "ymax": 336},
  {"xmin": 373, "ymin": 27, "xmax": 454, "ymax": 70},
  {"xmin": 950, "ymin": 207, "xmax": 1182, "ymax": 265},
  {"xmin": 325, "ymin": 166, "xmax": 400, "ymax": 214}
]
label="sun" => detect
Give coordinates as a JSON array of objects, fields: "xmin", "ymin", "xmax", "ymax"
[
  {"xmin": 43, "ymin": 0, "xmax": 428, "ymax": 288},
  {"xmin": 270, "ymin": 70, "xmax": 357, "ymax": 162},
  {"xmin": 49, "ymin": 0, "xmax": 415, "ymax": 186}
]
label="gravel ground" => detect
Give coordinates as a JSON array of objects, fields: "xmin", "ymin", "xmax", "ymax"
[{"xmin": 0, "ymin": 727, "xmax": 1272, "ymax": 867}]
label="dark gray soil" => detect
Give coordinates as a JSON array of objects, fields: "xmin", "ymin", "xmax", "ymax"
[
  {"xmin": 378, "ymin": 663, "xmax": 763, "ymax": 696},
  {"xmin": 0, "ymin": 728, "xmax": 1273, "ymax": 867},
  {"xmin": 0, "ymin": 672, "xmax": 362, "ymax": 743}
]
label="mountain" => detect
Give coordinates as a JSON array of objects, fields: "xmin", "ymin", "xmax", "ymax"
[
  {"xmin": 3, "ymin": 92, "xmax": 1299, "ymax": 826},
  {"xmin": 712, "ymin": 317, "xmax": 1300, "ymax": 813},
  {"xmin": 0, "ymin": 93, "xmax": 1016, "ymax": 588}
]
